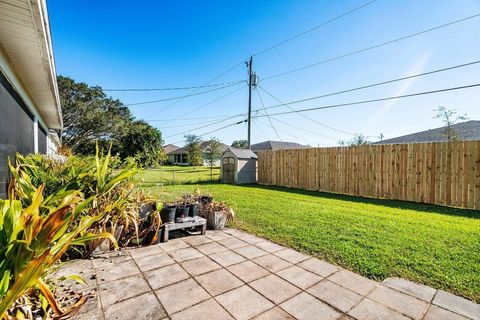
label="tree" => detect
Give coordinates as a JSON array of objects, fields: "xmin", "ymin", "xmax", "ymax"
[
  {"xmin": 57, "ymin": 76, "xmax": 165, "ymax": 166},
  {"xmin": 433, "ymin": 107, "xmax": 468, "ymax": 141},
  {"xmin": 119, "ymin": 120, "xmax": 166, "ymax": 167},
  {"xmin": 57, "ymin": 76, "xmax": 131, "ymax": 154},
  {"xmin": 184, "ymin": 134, "xmax": 203, "ymax": 167},
  {"xmin": 231, "ymin": 139, "xmax": 248, "ymax": 149},
  {"xmin": 205, "ymin": 138, "xmax": 222, "ymax": 180},
  {"xmin": 338, "ymin": 134, "xmax": 369, "ymax": 146}
]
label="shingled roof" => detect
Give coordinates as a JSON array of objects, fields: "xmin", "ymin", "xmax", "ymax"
[
  {"xmin": 250, "ymin": 140, "xmax": 309, "ymax": 152},
  {"xmin": 225, "ymin": 147, "xmax": 257, "ymax": 159},
  {"xmin": 164, "ymin": 144, "xmax": 180, "ymax": 153},
  {"xmin": 372, "ymin": 120, "xmax": 480, "ymax": 145},
  {"xmin": 165, "ymin": 141, "xmax": 230, "ymax": 155}
]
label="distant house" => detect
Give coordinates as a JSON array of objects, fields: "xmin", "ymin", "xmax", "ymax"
[
  {"xmin": 0, "ymin": 1, "xmax": 62, "ymax": 198},
  {"xmin": 372, "ymin": 121, "xmax": 480, "ymax": 145},
  {"xmin": 251, "ymin": 140, "xmax": 309, "ymax": 153},
  {"xmin": 165, "ymin": 141, "xmax": 230, "ymax": 166}
]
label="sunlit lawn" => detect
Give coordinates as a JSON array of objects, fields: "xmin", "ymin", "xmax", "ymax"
[
  {"xmin": 136, "ymin": 166, "xmax": 220, "ymax": 185},
  {"xmin": 142, "ymin": 183, "xmax": 480, "ymax": 302}
]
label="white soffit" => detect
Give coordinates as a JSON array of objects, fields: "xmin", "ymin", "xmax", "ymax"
[{"xmin": 0, "ymin": 0, "xmax": 62, "ymax": 129}]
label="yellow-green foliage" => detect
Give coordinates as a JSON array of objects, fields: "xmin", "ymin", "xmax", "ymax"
[{"xmin": 0, "ymin": 146, "xmax": 138, "ymax": 317}]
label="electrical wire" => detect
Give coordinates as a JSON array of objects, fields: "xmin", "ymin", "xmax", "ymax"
[
  {"xmin": 258, "ymin": 85, "xmax": 357, "ymax": 136},
  {"xmin": 104, "ymin": 80, "xmax": 244, "ymax": 92},
  {"xmin": 253, "ymin": 119, "xmax": 270, "ymax": 140},
  {"xmin": 262, "ymin": 13, "xmax": 480, "ymax": 81},
  {"xmin": 268, "ymin": 116, "xmax": 339, "ymax": 141},
  {"xmin": 168, "ymin": 119, "xmax": 248, "ymax": 145},
  {"xmin": 254, "ymin": 0, "xmax": 378, "ymax": 56},
  {"xmin": 126, "ymin": 81, "xmax": 245, "ymax": 106},
  {"xmin": 255, "ymin": 89, "xmax": 283, "ymax": 141},
  {"xmin": 146, "ymin": 60, "xmax": 247, "ymax": 118},
  {"xmin": 252, "ymin": 83, "xmax": 480, "ymax": 118},
  {"xmin": 164, "ymin": 113, "xmax": 246, "ymax": 139},
  {"xmin": 163, "ymin": 84, "xmax": 247, "ymax": 125},
  {"xmin": 255, "ymin": 117, "xmax": 311, "ymax": 145},
  {"xmin": 152, "ymin": 117, "xmax": 237, "ymax": 129},
  {"xmin": 155, "ymin": 61, "xmax": 479, "ymax": 136},
  {"xmin": 255, "ymin": 60, "xmax": 480, "ymax": 112},
  {"xmin": 148, "ymin": 115, "xmax": 235, "ymax": 122}
]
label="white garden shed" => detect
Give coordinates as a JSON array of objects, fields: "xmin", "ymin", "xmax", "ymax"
[{"xmin": 221, "ymin": 148, "xmax": 257, "ymax": 184}]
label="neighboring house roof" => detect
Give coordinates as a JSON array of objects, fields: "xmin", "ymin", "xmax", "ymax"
[
  {"xmin": 200, "ymin": 141, "xmax": 229, "ymax": 153},
  {"xmin": 372, "ymin": 120, "xmax": 480, "ymax": 145},
  {"xmin": 224, "ymin": 147, "xmax": 257, "ymax": 159},
  {"xmin": 164, "ymin": 144, "xmax": 180, "ymax": 154},
  {"xmin": 250, "ymin": 140, "xmax": 309, "ymax": 152},
  {"xmin": 0, "ymin": 0, "xmax": 62, "ymax": 130},
  {"xmin": 166, "ymin": 141, "xmax": 230, "ymax": 155}
]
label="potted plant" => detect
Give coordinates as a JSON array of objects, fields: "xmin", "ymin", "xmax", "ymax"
[
  {"xmin": 200, "ymin": 202, "xmax": 235, "ymax": 230},
  {"xmin": 176, "ymin": 201, "xmax": 190, "ymax": 219},
  {"xmin": 199, "ymin": 194, "xmax": 213, "ymax": 204},
  {"xmin": 189, "ymin": 201, "xmax": 199, "ymax": 217},
  {"xmin": 160, "ymin": 203, "xmax": 176, "ymax": 224}
]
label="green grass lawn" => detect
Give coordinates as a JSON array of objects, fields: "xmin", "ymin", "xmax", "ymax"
[
  {"xmin": 142, "ymin": 183, "xmax": 480, "ymax": 302},
  {"xmin": 136, "ymin": 166, "xmax": 220, "ymax": 185}
]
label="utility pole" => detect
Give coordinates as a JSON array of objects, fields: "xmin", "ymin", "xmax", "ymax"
[
  {"xmin": 247, "ymin": 56, "xmax": 253, "ymax": 149},
  {"xmin": 379, "ymin": 133, "xmax": 384, "ymax": 141}
]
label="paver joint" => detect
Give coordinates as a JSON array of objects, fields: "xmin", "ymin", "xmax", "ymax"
[{"xmin": 65, "ymin": 228, "xmax": 479, "ymax": 320}]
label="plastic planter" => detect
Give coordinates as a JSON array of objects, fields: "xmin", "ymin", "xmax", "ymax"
[
  {"xmin": 189, "ymin": 203, "xmax": 199, "ymax": 217},
  {"xmin": 161, "ymin": 206, "xmax": 176, "ymax": 224}
]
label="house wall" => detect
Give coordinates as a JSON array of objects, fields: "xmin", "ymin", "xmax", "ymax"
[
  {"xmin": 203, "ymin": 158, "xmax": 221, "ymax": 167},
  {"xmin": 169, "ymin": 153, "xmax": 189, "ymax": 165},
  {"xmin": 0, "ymin": 70, "xmax": 33, "ymax": 198},
  {"xmin": 0, "ymin": 69, "xmax": 47, "ymax": 198}
]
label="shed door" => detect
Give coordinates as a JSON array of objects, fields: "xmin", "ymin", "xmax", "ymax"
[{"xmin": 222, "ymin": 157, "xmax": 235, "ymax": 184}]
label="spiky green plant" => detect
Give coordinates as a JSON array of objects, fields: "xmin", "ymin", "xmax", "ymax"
[
  {"xmin": 8, "ymin": 145, "xmax": 139, "ymax": 257},
  {"xmin": 0, "ymin": 185, "xmax": 116, "ymax": 318}
]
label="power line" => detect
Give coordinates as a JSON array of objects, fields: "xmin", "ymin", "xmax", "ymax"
[
  {"xmin": 254, "ymin": 0, "xmax": 378, "ymax": 56},
  {"xmin": 252, "ymin": 83, "xmax": 480, "ymax": 118},
  {"xmin": 148, "ymin": 115, "xmax": 235, "ymax": 122},
  {"xmin": 104, "ymin": 80, "xmax": 244, "ymax": 92},
  {"xmin": 253, "ymin": 119, "xmax": 270, "ymax": 140},
  {"xmin": 164, "ymin": 113, "xmax": 246, "ymax": 139},
  {"xmin": 146, "ymin": 60, "xmax": 247, "ymax": 118},
  {"xmin": 262, "ymin": 13, "xmax": 480, "ymax": 81},
  {"xmin": 126, "ymin": 81, "xmax": 245, "ymax": 106},
  {"xmin": 258, "ymin": 85, "xmax": 357, "ymax": 136},
  {"xmin": 255, "ymin": 89, "xmax": 283, "ymax": 142},
  {"xmin": 268, "ymin": 116, "xmax": 338, "ymax": 141},
  {"xmin": 160, "ymin": 84, "xmax": 247, "ymax": 125},
  {"xmin": 255, "ymin": 60, "xmax": 480, "ymax": 112},
  {"xmin": 169, "ymin": 119, "xmax": 248, "ymax": 145},
  {"xmin": 156, "ymin": 60, "xmax": 479, "ymax": 133},
  {"xmin": 152, "ymin": 117, "xmax": 238, "ymax": 129},
  {"xmin": 255, "ymin": 117, "xmax": 311, "ymax": 145}
]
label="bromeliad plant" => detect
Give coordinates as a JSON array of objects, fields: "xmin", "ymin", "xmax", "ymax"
[
  {"xmin": 9, "ymin": 145, "xmax": 139, "ymax": 257},
  {"xmin": 0, "ymin": 185, "xmax": 116, "ymax": 318},
  {"xmin": 0, "ymin": 145, "xmax": 140, "ymax": 318}
]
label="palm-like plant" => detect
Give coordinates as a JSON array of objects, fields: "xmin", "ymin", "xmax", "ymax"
[
  {"xmin": 8, "ymin": 145, "xmax": 139, "ymax": 257},
  {"xmin": 0, "ymin": 185, "xmax": 116, "ymax": 318},
  {"xmin": 0, "ymin": 145, "xmax": 140, "ymax": 317}
]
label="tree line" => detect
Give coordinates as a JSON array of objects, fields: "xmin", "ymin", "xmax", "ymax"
[{"xmin": 58, "ymin": 76, "xmax": 165, "ymax": 166}]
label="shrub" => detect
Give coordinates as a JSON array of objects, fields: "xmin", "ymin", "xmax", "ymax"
[
  {"xmin": 8, "ymin": 146, "xmax": 140, "ymax": 257},
  {"xmin": 0, "ymin": 185, "xmax": 115, "ymax": 318}
]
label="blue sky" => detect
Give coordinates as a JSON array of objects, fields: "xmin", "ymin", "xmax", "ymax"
[{"xmin": 49, "ymin": 0, "xmax": 480, "ymax": 146}]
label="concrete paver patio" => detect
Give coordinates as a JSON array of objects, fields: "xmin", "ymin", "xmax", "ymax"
[{"xmin": 64, "ymin": 228, "xmax": 480, "ymax": 320}]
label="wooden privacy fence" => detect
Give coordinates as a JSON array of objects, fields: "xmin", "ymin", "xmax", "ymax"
[{"xmin": 257, "ymin": 141, "xmax": 480, "ymax": 209}]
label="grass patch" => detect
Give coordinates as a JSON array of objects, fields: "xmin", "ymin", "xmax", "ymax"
[
  {"xmin": 136, "ymin": 166, "xmax": 220, "ymax": 185},
  {"xmin": 143, "ymin": 183, "xmax": 480, "ymax": 301}
]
